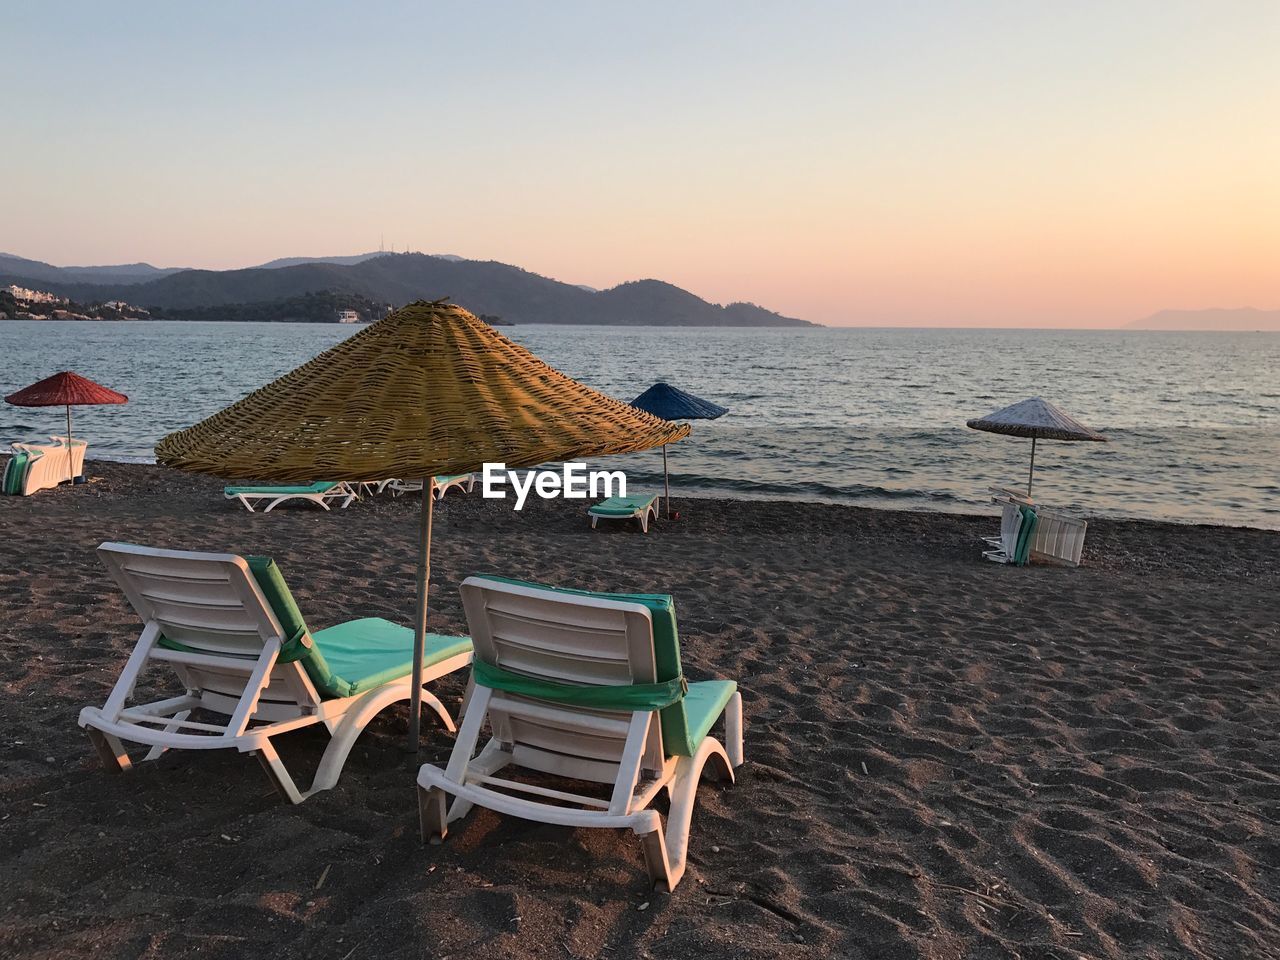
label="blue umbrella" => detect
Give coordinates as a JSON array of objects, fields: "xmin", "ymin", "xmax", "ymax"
[{"xmin": 631, "ymin": 382, "xmax": 728, "ymax": 519}]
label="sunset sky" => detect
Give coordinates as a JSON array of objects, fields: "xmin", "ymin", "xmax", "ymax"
[{"xmin": 3, "ymin": 2, "xmax": 1276, "ymax": 327}]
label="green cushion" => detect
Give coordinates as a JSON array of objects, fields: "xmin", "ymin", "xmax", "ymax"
[
  {"xmin": 157, "ymin": 554, "xmax": 470, "ymax": 700},
  {"xmin": 3, "ymin": 450, "xmax": 41, "ymax": 495},
  {"xmin": 1015, "ymin": 506, "xmax": 1039, "ymax": 566},
  {"xmin": 310, "ymin": 618, "xmax": 472, "ymax": 697},
  {"xmin": 474, "ymin": 576, "xmax": 735, "ymax": 757},
  {"xmin": 244, "ymin": 556, "xmax": 313, "ymax": 662},
  {"xmin": 683, "ymin": 680, "xmax": 738, "ymax": 749},
  {"xmin": 588, "ymin": 494, "xmax": 657, "ymax": 517},
  {"xmin": 225, "ymin": 481, "xmax": 338, "ymax": 496},
  {"xmin": 434, "ymin": 474, "xmax": 470, "ymax": 484},
  {"xmin": 3, "ymin": 452, "xmax": 26, "ymax": 495}
]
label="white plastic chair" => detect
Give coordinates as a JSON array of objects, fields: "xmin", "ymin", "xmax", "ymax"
[{"xmin": 417, "ymin": 576, "xmax": 743, "ymax": 890}]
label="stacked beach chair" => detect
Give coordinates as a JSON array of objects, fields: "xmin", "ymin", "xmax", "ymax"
[
  {"xmin": 2, "ymin": 436, "xmax": 87, "ymax": 495},
  {"xmin": 983, "ymin": 487, "xmax": 1088, "ymax": 567}
]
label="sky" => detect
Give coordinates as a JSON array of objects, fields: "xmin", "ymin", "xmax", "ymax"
[{"xmin": 2, "ymin": 1, "xmax": 1276, "ymax": 327}]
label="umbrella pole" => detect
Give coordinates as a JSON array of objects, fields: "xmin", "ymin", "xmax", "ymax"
[
  {"xmin": 407, "ymin": 476, "xmax": 435, "ymax": 752},
  {"xmin": 66, "ymin": 405, "xmax": 74, "ymax": 482},
  {"xmin": 1027, "ymin": 437, "xmax": 1036, "ymax": 499},
  {"xmin": 663, "ymin": 444, "xmax": 670, "ymax": 519}
]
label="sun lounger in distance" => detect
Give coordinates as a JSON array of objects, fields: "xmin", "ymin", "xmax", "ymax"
[
  {"xmin": 588, "ymin": 493, "xmax": 659, "ymax": 533},
  {"xmin": 79, "ymin": 543, "xmax": 472, "ymax": 803},
  {"xmin": 386, "ymin": 474, "xmax": 475, "ymax": 500},
  {"xmin": 224, "ymin": 480, "xmax": 356, "ymax": 513},
  {"xmin": 417, "ymin": 576, "xmax": 744, "ymax": 890}
]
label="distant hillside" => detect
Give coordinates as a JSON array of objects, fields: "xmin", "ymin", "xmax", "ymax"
[
  {"xmin": 0, "ymin": 252, "xmax": 186, "ymax": 286},
  {"xmin": 251, "ymin": 253, "xmax": 385, "ymax": 270},
  {"xmin": 0, "ymin": 252, "xmax": 813, "ymax": 326},
  {"xmin": 1129, "ymin": 308, "xmax": 1280, "ymax": 331}
]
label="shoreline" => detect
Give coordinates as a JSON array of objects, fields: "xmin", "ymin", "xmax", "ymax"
[{"xmin": 54, "ymin": 457, "xmax": 1280, "ymax": 533}]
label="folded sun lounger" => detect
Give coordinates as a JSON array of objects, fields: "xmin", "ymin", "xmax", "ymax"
[
  {"xmin": 588, "ymin": 493, "xmax": 659, "ymax": 533},
  {"xmin": 79, "ymin": 543, "xmax": 472, "ymax": 803},
  {"xmin": 417, "ymin": 576, "xmax": 744, "ymax": 891},
  {"xmin": 5, "ymin": 440, "xmax": 75, "ymax": 495},
  {"xmin": 223, "ymin": 480, "xmax": 356, "ymax": 513}
]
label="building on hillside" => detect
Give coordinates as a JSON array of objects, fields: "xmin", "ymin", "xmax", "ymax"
[{"xmin": 6, "ymin": 285, "xmax": 63, "ymax": 304}]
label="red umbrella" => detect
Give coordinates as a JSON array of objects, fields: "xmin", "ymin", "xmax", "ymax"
[{"xmin": 5, "ymin": 371, "xmax": 128, "ymax": 481}]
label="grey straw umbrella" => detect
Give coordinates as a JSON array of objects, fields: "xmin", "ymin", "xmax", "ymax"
[
  {"xmin": 966, "ymin": 397, "xmax": 1107, "ymax": 497},
  {"xmin": 155, "ymin": 301, "xmax": 688, "ymax": 752},
  {"xmin": 631, "ymin": 382, "xmax": 728, "ymax": 519}
]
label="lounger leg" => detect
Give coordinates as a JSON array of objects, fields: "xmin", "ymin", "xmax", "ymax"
[
  {"xmin": 142, "ymin": 710, "xmax": 192, "ymax": 761},
  {"xmin": 445, "ymin": 739, "xmax": 512, "ymax": 824},
  {"xmin": 591, "ymin": 516, "xmax": 599, "ymax": 529},
  {"xmin": 86, "ymin": 727, "xmax": 133, "ymax": 773},
  {"xmin": 417, "ymin": 688, "xmax": 457, "ymax": 733},
  {"xmin": 725, "ymin": 691, "xmax": 744, "ymax": 769},
  {"xmin": 253, "ymin": 741, "xmax": 306, "ymax": 805},
  {"xmin": 640, "ymin": 737, "xmax": 735, "ymax": 891},
  {"xmin": 419, "ymin": 785, "xmax": 449, "ymax": 843},
  {"xmin": 640, "ymin": 827, "xmax": 675, "ymax": 890},
  {"xmin": 308, "ymin": 683, "xmax": 456, "ymax": 798}
]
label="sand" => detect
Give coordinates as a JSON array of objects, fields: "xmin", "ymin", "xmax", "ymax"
[{"xmin": 2, "ymin": 462, "xmax": 1278, "ymax": 960}]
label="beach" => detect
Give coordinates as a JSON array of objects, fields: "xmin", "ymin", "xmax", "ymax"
[{"xmin": 3, "ymin": 461, "xmax": 1279, "ymax": 960}]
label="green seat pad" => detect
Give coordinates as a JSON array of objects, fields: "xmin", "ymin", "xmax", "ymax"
[
  {"xmin": 475, "ymin": 576, "xmax": 733, "ymax": 757},
  {"xmin": 1014, "ymin": 506, "xmax": 1039, "ymax": 566},
  {"xmin": 434, "ymin": 474, "xmax": 470, "ymax": 484},
  {"xmin": 588, "ymin": 494, "xmax": 657, "ymax": 517},
  {"xmin": 225, "ymin": 481, "xmax": 338, "ymax": 496},
  {"xmin": 683, "ymin": 680, "xmax": 738, "ymax": 750},
  {"xmin": 310, "ymin": 618, "xmax": 472, "ymax": 697}
]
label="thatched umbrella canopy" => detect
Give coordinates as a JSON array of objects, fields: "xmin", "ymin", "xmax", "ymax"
[
  {"xmin": 6, "ymin": 371, "xmax": 128, "ymax": 481},
  {"xmin": 157, "ymin": 300, "xmax": 688, "ymax": 748},
  {"xmin": 631, "ymin": 382, "xmax": 728, "ymax": 519},
  {"xmin": 966, "ymin": 396, "xmax": 1107, "ymax": 497}
]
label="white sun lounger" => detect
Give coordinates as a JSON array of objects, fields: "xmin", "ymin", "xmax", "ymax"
[
  {"xmin": 386, "ymin": 474, "xmax": 475, "ymax": 500},
  {"xmin": 588, "ymin": 493, "xmax": 659, "ymax": 533},
  {"xmin": 79, "ymin": 543, "xmax": 472, "ymax": 803},
  {"xmin": 49, "ymin": 435, "xmax": 87, "ymax": 479},
  {"xmin": 417, "ymin": 576, "xmax": 744, "ymax": 891},
  {"xmin": 1029, "ymin": 509, "xmax": 1088, "ymax": 567},
  {"xmin": 983, "ymin": 503, "xmax": 1027, "ymax": 564},
  {"xmin": 223, "ymin": 480, "xmax": 357, "ymax": 513},
  {"xmin": 5, "ymin": 442, "xmax": 65, "ymax": 495}
]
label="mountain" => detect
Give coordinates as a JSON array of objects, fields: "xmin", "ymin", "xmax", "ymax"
[
  {"xmin": 1129, "ymin": 308, "xmax": 1280, "ymax": 332},
  {"xmin": 251, "ymin": 253, "xmax": 386, "ymax": 270},
  {"xmin": 0, "ymin": 252, "xmax": 186, "ymax": 286},
  {"xmin": 0, "ymin": 252, "xmax": 813, "ymax": 326}
]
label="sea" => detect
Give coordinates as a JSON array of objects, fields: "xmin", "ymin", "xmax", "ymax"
[{"xmin": 2, "ymin": 320, "xmax": 1277, "ymax": 529}]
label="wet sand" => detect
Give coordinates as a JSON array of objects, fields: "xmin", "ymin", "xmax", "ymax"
[{"xmin": 2, "ymin": 462, "xmax": 1278, "ymax": 959}]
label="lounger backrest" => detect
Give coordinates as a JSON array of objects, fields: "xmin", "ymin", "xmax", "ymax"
[
  {"xmin": 98, "ymin": 542, "xmax": 286, "ymax": 657},
  {"xmin": 460, "ymin": 576, "xmax": 668, "ymax": 781}
]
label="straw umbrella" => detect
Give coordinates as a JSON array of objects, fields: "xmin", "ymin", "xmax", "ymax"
[
  {"xmin": 5, "ymin": 371, "xmax": 128, "ymax": 481},
  {"xmin": 155, "ymin": 300, "xmax": 689, "ymax": 750},
  {"xmin": 630, "ymin": 382, "xmax": 727, "ymax": 519},
  {"xmin": 966, "ymin": 396, "xmax": 1107, "ymax": 497}
]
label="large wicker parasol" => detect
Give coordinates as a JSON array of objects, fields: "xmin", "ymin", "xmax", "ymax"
[
  {"xmin": 157, "ymin": 300, "xmax": 689, "ymax": 748},
  {"xmin": 631, "ymin": 382, "xmax": 727, "ymax": 519},
  {"xmin": 966, "ymin": 396, "xmax": 1107, "ymax": 497},
  {"xmin": 5, "ymin": 371, "xmax": 129, "ymax": 481}
]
